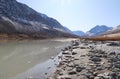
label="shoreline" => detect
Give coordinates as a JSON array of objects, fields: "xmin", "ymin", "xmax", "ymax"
[
  {"xmin": 50, "ymin": 39, "xmax": 120, "ymax": 79},
  {"xmin": 0, "ymin": 36, "xmax": 77, "ymax": 44}
]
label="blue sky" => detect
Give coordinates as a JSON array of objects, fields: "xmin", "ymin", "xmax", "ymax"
[{"xmin": 17, "ymin": 0, "xmax": 120, "ymax": 32}]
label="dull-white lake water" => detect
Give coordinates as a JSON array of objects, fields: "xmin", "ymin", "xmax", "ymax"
[{"xmin": 0, "ymin": 39, "xmax": 70, "ymax": 79}]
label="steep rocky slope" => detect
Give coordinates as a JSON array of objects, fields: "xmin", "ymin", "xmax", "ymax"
[{"xmin": 0, "ymin": 0, "xmax": 75, "ymax": 38}]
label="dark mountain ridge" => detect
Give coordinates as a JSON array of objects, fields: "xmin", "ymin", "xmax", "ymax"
[{"xmin": 0, "ymin": 0, "xmax": 75, "ymax": 38}]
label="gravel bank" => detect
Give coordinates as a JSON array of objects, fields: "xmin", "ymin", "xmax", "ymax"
[{"xmin": 49, "ymin": 39, "xmax": 120, "ymax": 79}]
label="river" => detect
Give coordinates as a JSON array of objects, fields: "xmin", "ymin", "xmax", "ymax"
[{"xmin": 0, "ymin": 39, "xmax": 71, "ymax": 79}]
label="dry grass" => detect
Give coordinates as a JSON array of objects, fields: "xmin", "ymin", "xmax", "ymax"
[{"xmin": 86, "ymin": 33, "xmax": 120, "ymax": 41}]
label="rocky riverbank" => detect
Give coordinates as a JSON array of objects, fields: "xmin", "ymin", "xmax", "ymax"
[{"xmin": 49, "ymin": 39, "xmax": 120, "ymax": 79}]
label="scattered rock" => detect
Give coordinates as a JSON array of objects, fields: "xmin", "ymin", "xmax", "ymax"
[
  {"xmin": 109, "ymin": 52, "xmax": 116, "ymax": 55},
  {"xmin": 62, "ymin": 51, "xmax": 70, "ymax": 54},
  {"xmin": 85, "ymin": 74, "xmax": 94, "ymax": 79},
  {"xmin": 45, "ymin": 73, "xmax": 48, "ymax": 75},
  {"xmin": 68, "ymin": 71, "xmax": 77, "ymax": 75},
  {"xmin": 72, "ymin": 52, "xmax": 77, "ymax": 55},
  {"xmin": 107, "ymin": 42, "xmax": 120, "ymax": 46},
  {"xmin": 52, "ymin": 40, "xmax": 120, "ymax": 79},
  {"xmin": 80, "ymin": 55, "xmax": 86, "ymax": 57},
  {"xmin": 90, "ymin": 57, "xmax": 101, "ymax": 62},
  {"xmin": 48, "ymin": 67, "xmax": 51, "ymax": 69},
  {"xmin": 72, "ymin": 41, "xmax": 79, "ymax": 46},
  {"xmin": 56, "ymin": 75, "xmax": 71, "ymax": 79},
  {"xmin": 27, "ymin": 76, "xmax": 33, "ymax": 79},
  {"xmin": 80, "ymin": 47, "xmax": 86, "ymax": 49},
  {"xmin": 50, "ymin": 56, "xmax": 54, "ymax": 59},
  {"xmin": 114, "ymin": 62, "xmax": 120, "ymax": 68},
  {"xmin": 109, "ymin": 57, "xmax": 120, "ymax": 62},
  {"xmin": 76, "ymin": 66, "xmax": 85, "ymax": 72}
]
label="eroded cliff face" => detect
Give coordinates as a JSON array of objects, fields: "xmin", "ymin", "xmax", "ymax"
[{"xmin": 0, "ymin": 0, "xmax": 73, "ymax": 38}]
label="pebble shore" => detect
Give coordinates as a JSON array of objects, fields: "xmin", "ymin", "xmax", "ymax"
[{"xmin": 49, "ymin": 39, "xmax": 120, "ymax": 79}]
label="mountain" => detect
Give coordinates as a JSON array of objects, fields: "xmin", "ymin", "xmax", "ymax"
[
  {"xmin": 63, "ymin": 26, "xmax": 73, "ymax": 33},
  {"xmin": 103, "ymin": 25, "xmax": 120, "ymax": 35},
  {"xmin": 73, "ymin": 31, "xmax": 85, "ymax": 36},
  {"xmin": 86, "ymin": 25, "xmax": 112, "ymax": 36},
  {"xmin": 0, "ymin": 0, "xmax": 75, "ymax": 39}
]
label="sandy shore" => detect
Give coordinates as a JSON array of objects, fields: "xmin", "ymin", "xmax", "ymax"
[{"xmin": 49, "ymin": 39, "xmax": 120, "ymax": 79}]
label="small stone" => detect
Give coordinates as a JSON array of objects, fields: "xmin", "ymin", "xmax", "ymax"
[
  {"xmin": 93, "ymin": 72, "xmax": 98, "ymax": 76},
  {"xmin": 94, "ymin": 76, "xmax": 101, "ymax": 79},
  {"xmin": 62, "ymin": 51, "xmax": 70, "ymax": 54},
  {"xmin": 27, "ymin": 76, "xmax": 33, "ymax": 79},
  {"xmin": 96, "ymin": 66, "xmax": 105, "ymax": 70},
  {"xmin": 59, "ymin": 72, "xmax": 63, "ymax": 75},
  {"xmin": 68, "ymin": 71, "xmax": 77, "ymax": 75},
  {"xmin": 118, "ymin": 75, "xmax": 120, "ymax": 79},
  {"xmin": 57, "ymin": 75, "xmax": 71, "ymax": 79},
  {"xmin": 45, "ymin": 73, "xmax": 47, "ymax": 75},
  {"xmin": 109, "ymin": 52, "xmax": 116, "ymax": 55},
  {"xmin": 72, "ymin": 52, "xmax": 77, "ymax": 55},
  {"xmin": 80, "ymin": 47, "xmax": 86, "ymax": 49},
  {"xmin": 107, "ymin": 42, "xmax": 120, "ymax": 46},
  {"xmin": 94, "ymin": 54, "xmax": 102, "ymax": 57},
  {"xmin": 110, "ymin": 72, "xmax": 117, "ymax": 79},
  {"xmin": 114, "ymin": 62, "xmax": 120, "ymax": 68},
  {"xmin": 74, "ymin": 64, "xmax": 79, "ymax": 67},
  {"xmin": 85, "ymin": 74, "xmax": 94, "ymax": 79},
  {"xmin": 65, "ymin": 77, "xmax": 71, "ymax": 79},
  {"xmin": 76, "ymin": 67, "xmax": 84, "ymax": 72},
  {"xmin": 80, "ymin": 55, "xmax": 86, "ymax": 57},
  {"xmin": 110, "ymin": 57, "xmax": 120, "ymax": 62},
  {"xmin": 50, "ymin": 56, "xmax": 54, "ymax": 59},
  {"xmin": 90, "ymin": 57, "xmax": 101, "ymax": 62},
  {"xmin": 74, "ymin": 58, "xmax": 79, "ymax": 60}
]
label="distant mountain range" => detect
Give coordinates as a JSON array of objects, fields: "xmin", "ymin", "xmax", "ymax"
[
  {"xmin": 72, "ymin": 25, "xmax": 113, "ymax": 37},
  {"xmin": 86, "ymin": 25, "xmax": 112, "ymax": 36},
  {"xmin": 0, "ymin": 0, "xmax": 119, "ymax": 39},
  {"xmin": 103, "ymin": 25, "xmax": 120, "ymax": 35},
  {"xmin": 0, "ymin": 0, "xmax": 75, "ymax": 39},
  {"xmin": 72, "ymin": 31, "xmax": 85, "ymax": 36}
]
